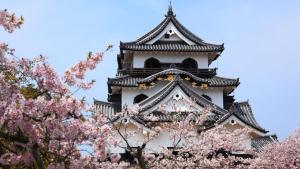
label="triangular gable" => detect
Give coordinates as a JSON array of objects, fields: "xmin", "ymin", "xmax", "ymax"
[
  {"xmin": 145, "ymin": 21, "xmax": 196, "ymax": 45},
  {"xmin": 140, "ymin": 85, "xmax": 203, "ymax": 115},
  {"xmin": 218, "ymin": 115, "xmax": 267, "ymax": 136},
  {"xmin": 138, "ymin": 77, "xmax": 229, "ymax": 116}
]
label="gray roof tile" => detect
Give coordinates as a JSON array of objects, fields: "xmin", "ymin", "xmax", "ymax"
[
  {"xmin": 251, "ymin": 135, "xmax": 277, "ymax": 150},
  {"xmin": 108, "ymin": 69, "xmax": 239, "ymax": 88}
]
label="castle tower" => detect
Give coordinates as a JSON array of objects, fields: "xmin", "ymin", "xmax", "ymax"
[{"xmin": 94, "ymin": 5, "xmax": 275, "ymax": 153}]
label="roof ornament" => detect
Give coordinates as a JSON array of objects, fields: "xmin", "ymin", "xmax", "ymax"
[
  {"xmin": 168, "ymin": 1, "xmax": 172, "ymax": 12},
  {"xmin": 166, "ymin": 0, "xmax": 175, "ymax": 17}
]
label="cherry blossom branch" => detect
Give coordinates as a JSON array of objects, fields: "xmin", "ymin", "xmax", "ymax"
[
  {"xmin": 64, "ymin": 45, "xmax": 113, "ymax": 91},
  {"xmin": 0, "ymin": 9, "xmax": 23, "ymax": 33}
]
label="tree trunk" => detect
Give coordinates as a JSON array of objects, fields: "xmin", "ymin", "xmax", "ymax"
[
  {"xmin": 32, "ymin": 143, "xmax": 46, "ymax": 169},
  {"xmin": 137, "ymin": 155, "xmax": 147, "ymax": 169},
  {"xmin": 136, "ymin": 145, "xmax": 147, "ymax": 169}
]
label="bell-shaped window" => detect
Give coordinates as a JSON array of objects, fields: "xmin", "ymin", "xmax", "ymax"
[
  {"xmin": 144, "ymin": 58, "xmax": 161, "ymax": 68},
  {"xmin": 182, "ymin": 58, "xmax": 198, "ymax": 69},
  {"xmin": 133, "ymin": 94, "xmax": 148, "ymax": 104}
]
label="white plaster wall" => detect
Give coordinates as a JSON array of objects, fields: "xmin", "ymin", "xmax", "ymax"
[
  {"xmin": 193, "ymin": 88, "xmax": 224, "ymax": 108},
  {"xmin": 133, "ymin": 53, "xmax": 209, "ymax": 69}
]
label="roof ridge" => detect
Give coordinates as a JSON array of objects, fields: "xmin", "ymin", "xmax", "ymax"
[
  {"xmin": 170, "ymin": 16, "xmax": 204, "ymax": 44},
  {"xmin": 136, "ymin": 17, "xmax": 170, "ymax": 44}
]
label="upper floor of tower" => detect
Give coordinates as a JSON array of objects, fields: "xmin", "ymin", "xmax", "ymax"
[{"xmin": 117, "ymin": 4, "xmax": 224, "ymax": 76}]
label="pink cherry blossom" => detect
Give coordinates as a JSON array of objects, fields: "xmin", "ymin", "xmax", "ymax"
[
  {"xmin": 250, "ymin": 129, "xmax": 300, "ymax": 169},
  {"xmin": 0, "ymin": 9, "xmax": 23, "ymax": 33},
  {"xmin": 1, "ymin": 9, "xmax": 299, "ymax": 169}
]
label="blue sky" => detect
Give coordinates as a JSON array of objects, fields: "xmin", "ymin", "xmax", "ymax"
[{"xmin": 1, "ymin": 0, "xmax": 300, "ymax": 140}]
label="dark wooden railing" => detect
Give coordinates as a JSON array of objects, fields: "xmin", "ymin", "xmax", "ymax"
[{"xmin": 119, "ymin": 68, "xmax": 217, "ymax": 77}]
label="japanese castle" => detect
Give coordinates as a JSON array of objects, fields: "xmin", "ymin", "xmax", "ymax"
[{"xmin": 94, "ymin": 5, "xmax": 275, "ymax": 153}]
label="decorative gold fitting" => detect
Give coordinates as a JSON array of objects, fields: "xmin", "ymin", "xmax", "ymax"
[
  {"xmin": 139, "ymin": 83, "xmax": 146, "ymax": 89},
  {"xmin": 200, "ymin": 83, "xmax": 208, "ymax": 89},
  {"xmin": 167, "ymin": 75, "xmax": 175, "ymax": 81}
]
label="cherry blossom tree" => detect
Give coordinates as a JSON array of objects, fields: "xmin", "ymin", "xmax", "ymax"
[
  {"xmin": 0, "ymin": 9, "xmax": 116, "ymax": 169},
  {"xmin": 108, "ymin": 106, "xmax": 254, "ymax": 169},
  {"xmin": 1, "ymin": 9, "xmax": 300, "ymax": 169},
  {"xmin": 110, "ymin": 107, "xmax": 300, "ymax": 169},
  {"xmin": 249, "ymin": 129, "xmax": 300, "ymax": 169}
]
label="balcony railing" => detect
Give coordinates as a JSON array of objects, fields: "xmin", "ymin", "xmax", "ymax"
[{"xmin": 119, "ymin": 68, "xmax": 217, "ymax": 77}]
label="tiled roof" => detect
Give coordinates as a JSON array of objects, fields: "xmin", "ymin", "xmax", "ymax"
[
  {"xmin": 108, "ymin": 75, "xmax": 142, "ymax": 87},
  {"xmin": 137, "ymin": 69, "xmax": 239, "ymax": 87},
  {"xmin": 120, "ymin": 42, "xmax": 224, "ymax": 52},
  {"xmin": 218, "ymin": 102, "xmax": 268, "ymax": 133},
  {"xmin": 108, "ymin": 69, "xmax": 239, "ymax": 88},
  {"xmin": 138, "ymin": 77, "xmax": 229, "ymax": 115},
  {"xmin": 251, "ymin": 135, "xmax": 277, "ymax": 150},
  {"xmin": 120, "ymin": 7, "xmax": 223, "ymax": 52}
]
